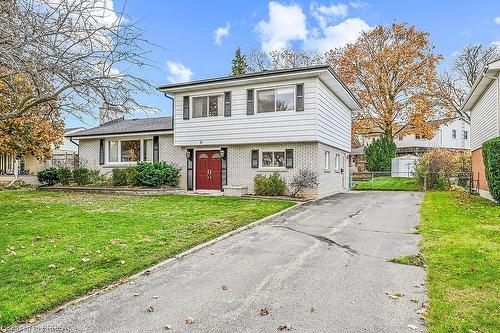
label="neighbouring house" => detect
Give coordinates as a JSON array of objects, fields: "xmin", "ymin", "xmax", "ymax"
[
  {"xmin": 71, "ymin": 66, "xmax": 361, "ymax": 198},
  {"xmin": 0, "ymin": 127, "xmax": 84, "ymax": 184},
  {"xmin": 462, "ymin": 58, "xmax": 500, "ymax": 201},
  {"xmin": 395, "ymin": 116, "xmax": 470, "ymax": 155},
  {"xmin": 350, "ymin": 116, "xmax": 470, "ymax": 171}
]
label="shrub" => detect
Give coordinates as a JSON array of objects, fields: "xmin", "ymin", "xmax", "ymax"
[
  {"xmin": 365, "ymin": 136, "xmax": 397, "ymax": 171},
  {"xmin": 125, "ymin": 167, "xmax": 138, "ymax": 185},
  {"xmin": 482, "ymin": 137, "xmax": 500, "ymax": 203},
  {"xmin": 57, "ymin": 167, "xmax": 72, "ymax": 186},
  {"xmin": 254, "ymin": 172, "xmax": 286, "ymax": 196},
  {"xmin": 112, "ymin": 169, "xmax": 128, "ymax": 186},
  {"xmin": 37, "ymin": 167, "xmax": 59, "ymax": 186},
  {"xmin": 288, "ymin": 168, "xmax": 319, "ymax": 197},
  {"xmin": 72, "ymin": 167, "xmax": 91, "ymax": 186},
  {"xmin": 414, "ymin": 149, "xmax": 471, "ymax": 190},
  {"xmin": 135, "ymin": 162, "xmax": 181, "ymax": 187}
]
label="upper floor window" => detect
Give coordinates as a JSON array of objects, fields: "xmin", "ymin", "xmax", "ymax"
[
  {"xmin": 452, "ymin": 130, "xmax": 456, "ymax": 139},
  {"xmin": 257, "ymin": 86, "xmax": 295, "ymax": 113},
  {"xmin": 192, "ymin": 95, "xmax": 221, "ymax": 118},
  {"xmin": 462, "ymin": 130, "xmax": 468, "ymax": 139}
]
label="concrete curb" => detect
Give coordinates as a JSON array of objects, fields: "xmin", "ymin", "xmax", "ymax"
[{"xmin": 10, "ymin": 200, "xmax": 308, "ymax": 329}]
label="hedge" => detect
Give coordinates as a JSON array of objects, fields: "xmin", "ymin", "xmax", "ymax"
[{"xmin": 482, "ymin": 137, "xmax": 500, "ymax": 203}]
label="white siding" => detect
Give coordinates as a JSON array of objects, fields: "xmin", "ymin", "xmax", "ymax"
[
  {"xmin": 471, "ymin": 78, "xmax": 499, "ymax": 150},
  {"xmin": 316, "ymin": 79, "xmax": 352, "ymax": 152},
  {"xmin": 173, "ymin": 78, "xmax": 318, "ymax": 146}
]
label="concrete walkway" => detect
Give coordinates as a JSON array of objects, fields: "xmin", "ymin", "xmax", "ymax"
[{"xmin": 15, "ymin": 191, "xmax": 426, "ymax": 333}]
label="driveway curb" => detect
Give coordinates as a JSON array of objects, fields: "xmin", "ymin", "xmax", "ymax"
[{"xmin": 12, "ymin": 199, "xmax": 309, "ymax": 328}]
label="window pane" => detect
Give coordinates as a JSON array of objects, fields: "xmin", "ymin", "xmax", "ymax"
[
  {"xmin": 209, "ymin": 96, "xmax": 219, "ymax": 117},
  {"xmin": 121, "ymin": 140, "xmax": 140, "ymax": 162},
  {"xmin": 262, "ymin": 152, "xmax": 273, "ymax": 167},
  {"xmin": 108, "ymin": 141, "xmax": 118, "ymax": 162},
  {"xmin": 324, "ymin": 151, "xmax": 330, "ymax": 169},
  {"xmin": 193, "ymin": 97, "xmax": 207, "ymax": 118},
  {"xmin": 257, "ymin": 89, "xmax": 275, "ymax": 113},
  {"xmin": 145, "ymin": 139, "xmax": 153, "ymax": 161},
  {"xmin": 276, "ymin": 87, "xmax": 294, "ymax": 111},
  {"xmin": 274, "ymin": 152, "xmax": 285, "ymax": 167}
]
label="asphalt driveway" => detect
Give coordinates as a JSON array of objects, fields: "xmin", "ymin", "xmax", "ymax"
[{"xmin": 15, "ymin": 191, "xmax": 426, "ymax": 333}]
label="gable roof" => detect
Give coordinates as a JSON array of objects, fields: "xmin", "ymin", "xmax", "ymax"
[
  {"xmin": 159, "ymin": 65, "xmax": 362, "ymax": 111},
  {"xmin": 461, "ymin": 58, "xmax": 500, "ymax": 111},
  {"xmin": 69, "ymin": 117, "xmax": 172, "ymax": 138}
]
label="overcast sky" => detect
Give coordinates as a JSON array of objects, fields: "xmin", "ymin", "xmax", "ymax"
[{"xmin": 64, "ymin": 0, "xmax": 500, "ymax": 128}]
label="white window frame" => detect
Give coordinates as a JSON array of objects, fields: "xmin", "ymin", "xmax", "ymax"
[
  {"xmin": 255, "ymin": 85, "xmax": 296, "ymax": 113},
  {"xmin": 191, "ymin": 94, "xmax": 223, "ymax": 119},
  {"xmin": 335, "ymin": 153, "xmax": 340, "ymax": 172},
  {"xmin": 324, "ymin": 150, "xmax": 330, "ymax": 171},
  {"xmin": 105, "ymin": 137, "xmax": 153, "ymax": 165},
  {"xmin": 451, "ymin": 129, "xmax": 457, "ymax": 139},
  {"xmin": 260, "ymin": 150, "xmax": 286, "ymax": 169}
]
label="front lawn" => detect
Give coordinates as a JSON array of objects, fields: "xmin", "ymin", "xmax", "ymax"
[
  {"xmin": 0, "ymin": 190, "xmax": 294, "ymax": 327},
  {"xmin": 353, "ymin": 176, "xmax": 421, "ymax": 191},
  {"xmin": 419, "ymin": 191, "xmax": 499, "ymax": 332}
]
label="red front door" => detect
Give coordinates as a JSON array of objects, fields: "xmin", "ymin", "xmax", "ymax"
[{"xmin": 196, "ymin": 150, "xmax": 222, "ymax": 190}]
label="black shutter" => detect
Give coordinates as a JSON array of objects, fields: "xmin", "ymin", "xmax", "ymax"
[
  {"xmin": 251, "ymin": 150, "xmax": 259, "ymax": 168},
  {"xmin": 246, "ymin": 89, "xmax": 254, "ymax": 115},
  {"xmin": 296, "ymin": 84, "xmax": 304, "ymax": 111},
  {"xmin": 187, "ymin": 148, "xmax": 194, "ymax": 190},
  {"xmin": 153, "ymin": 136, "xmax": 159, "ymax": 162},
  {"xmin": 99, "ymin": 139, "xmax": 105, "ymax": 165},
  {"xmin": 221, "ymin": 148, "xmax": 228, "ymax": 187},
  {"xmin": 183, "ymin": 96, "xmax": 190, "ymax": 120},
  {"xmin": 224, "ymin": 92, "xmax": 231, "ymax": 117},
  {"xmin": 285, "ymin": 149, "xmax": 294, "ymax": 169}
]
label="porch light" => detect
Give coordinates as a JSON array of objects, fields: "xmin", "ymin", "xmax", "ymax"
[
  {"xmin": 186, "ymin": 151, "xmax": 191, "ymax": 159},
  {"xmin": 220, "ymin": 149, "xmax": 225, "ymax": 158}
]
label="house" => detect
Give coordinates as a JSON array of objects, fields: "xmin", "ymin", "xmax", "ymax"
[
  {"xmin": 71, "ymin": 66, "xmax": 361, "ymax": 198},
  {"xmin": 0, "ymin": 127, "xmax": 84, "ymax": 184},
  {"xmin": 395, "ymin": 117, "xmax": 470, "ymax": 155},
  {"xmin": 462, "ymin": 59, "xmax": 500, "ymax": 201}
]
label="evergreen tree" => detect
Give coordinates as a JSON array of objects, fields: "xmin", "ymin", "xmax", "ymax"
[
  {"xmin": 231, "ymin": 48, "xmax": 247, "ymax": 76},
  {"xmin": 364, "ymin": 136, "xmax": 397, "ymax": 172}
]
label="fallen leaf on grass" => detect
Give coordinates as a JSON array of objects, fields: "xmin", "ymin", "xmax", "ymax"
[
  {"xmin": 119, "ymin": 260, "xmax": 126, "ymax": 266},
  {"xmin": 67, "ymin": 267, "xmax": 76, "ymax": 272},
  {"xmin": 277, "ymin": 324, "xmax": 292, "ymax": 331},
  {"xmin": 185, "ymin": 316, "xmax": 194, "ymax": 324},
  {"xmin": 81, "ymin": 257, "xmax": 90, "ymax": 263},
  {"xmin": 48, "ymin": 264, "xmax": 57, "ymax": 269},
  {"xmin": 260, "ymin": 308, "xmax": 269, "ymax": 316}
]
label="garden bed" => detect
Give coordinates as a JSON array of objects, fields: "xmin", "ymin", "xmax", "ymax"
[{"xmin": 39, "ymin": 186, "xmax": 184, "ymax": 195}]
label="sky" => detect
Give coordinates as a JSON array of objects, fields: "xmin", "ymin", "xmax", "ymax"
[{"xmin": 65, "ymin": 0, "xmax": 500, "ymax": 128}]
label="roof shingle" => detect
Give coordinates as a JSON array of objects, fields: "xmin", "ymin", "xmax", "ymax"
[{"xmin": 70, "ymin": 117, "xmax": 172, "ymax": 137}]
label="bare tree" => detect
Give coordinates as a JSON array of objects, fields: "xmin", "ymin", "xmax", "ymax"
[
  {"xmin": 436, "ymin": 44, "xmax": 499, "ymax": 122},
  {"xmin": 246, "ymin": 48, "xmax": 325, "ymax": 72},
  {"xmin": 0, "ymin": 0, "xmax": 156, "ymax": 121}
]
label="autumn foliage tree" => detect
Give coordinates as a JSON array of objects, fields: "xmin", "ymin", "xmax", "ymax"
[
  {"xmin": 327, "ymin": 23, "xmax": 443, "ymax": 140},
  {"xmin": 0, "ymin": 69, "xmax": 64, "ymax": 160}
]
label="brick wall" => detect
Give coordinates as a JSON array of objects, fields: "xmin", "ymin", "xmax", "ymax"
[{"xmin": 472, "ymin": 148, "xmax": 489, "ymax": 191}]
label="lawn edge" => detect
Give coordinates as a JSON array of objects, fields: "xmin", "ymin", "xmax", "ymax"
[{"xmin": 9, "ymin": 198, "xmax": 307, "ymax": 329}]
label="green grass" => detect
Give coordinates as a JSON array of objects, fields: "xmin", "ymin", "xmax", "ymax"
[
  {"xmin": 419, "ymin": 191, "xmax": 499, "ymax": 333},
  {"xmin": 387, "ymin": 253, "xmax": 424, "ymax": 266},
  {"xmin": 0, "ymin": 190, "xmax": 294, "ymax": 327},
  {"xmin": 353, "ymin": 176, "xmax": 421, "ymax": 191}
]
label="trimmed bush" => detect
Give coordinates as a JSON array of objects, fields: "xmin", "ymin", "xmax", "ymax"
[
  {"xmin": 37, "ymin": 167, "xmax": 59, "ymax": 185},
  {"xmin": 135, "ymin": 162, "xmax": 181, "ymax": 187},
  {"xmin": 125, "ymin": 167, "xmax": 138, "ymax": 185},
  {"xmin": 365, "ymin": 136, "xmax": 397, "ymax": 171},
  {"xmin": 112, "ymin": 169, "xmax": 127, "ymax": 186},
  {"xmin": 482, "ymin": 137, "xmax": 500, "ymax": 203},
  {"xmin": 254, "ymin": 172, "xmax": 286, "ymax": 196},
  {"xmin": 72, "ymin": 167, "xmax": 91, "ymax": 186},
  {"xmin": 57, "ymin": 167, "xmax": 72, "ymax": 186}
]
